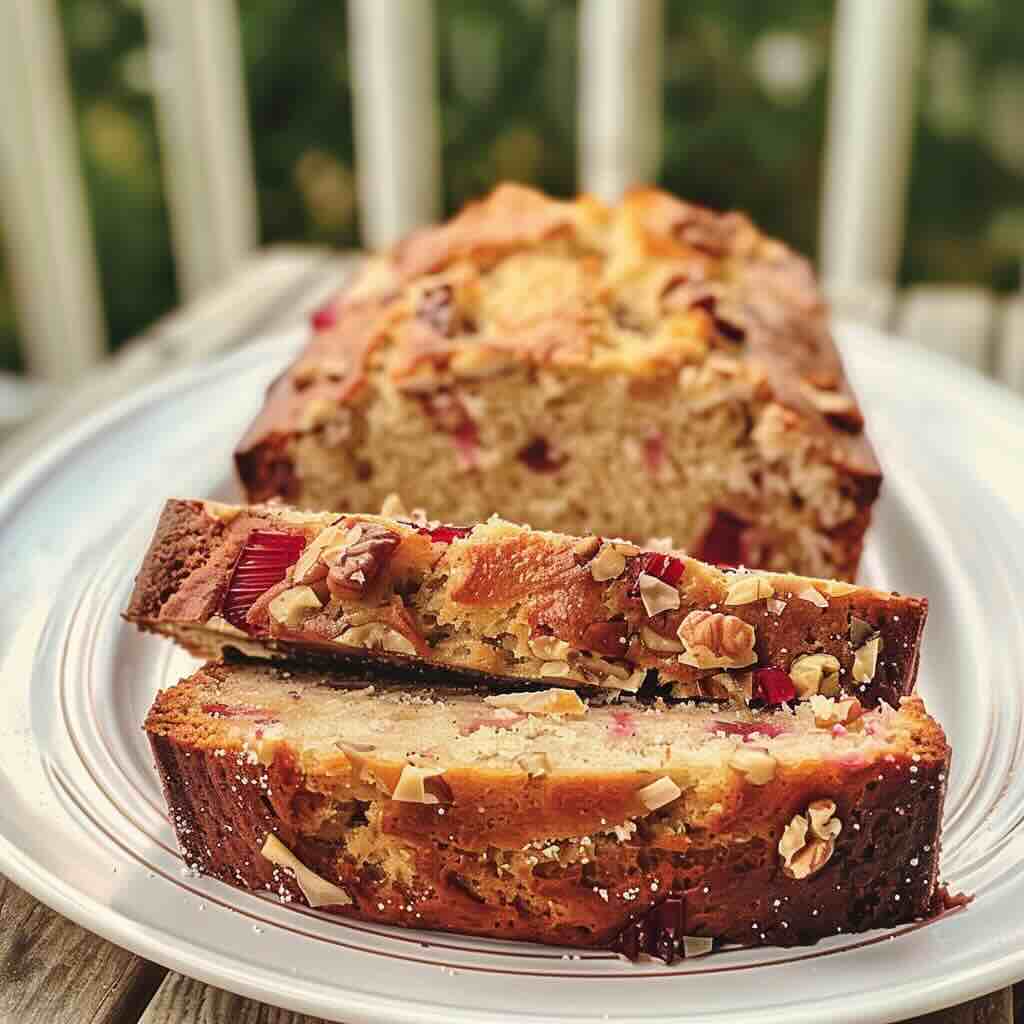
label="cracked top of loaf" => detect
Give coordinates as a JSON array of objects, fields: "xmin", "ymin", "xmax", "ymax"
[{"xmin": 237, "ymin": 183, "xmax": 878, "ymax": 483}]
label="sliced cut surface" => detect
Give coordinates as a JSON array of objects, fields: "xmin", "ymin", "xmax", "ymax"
[
  {"xmin": 126, "ymin": 498, "xmax": 928, "ymax": 705},
  {"xmin": 146, "ymin": 661, "xmax": 951, "ymax": 958}
]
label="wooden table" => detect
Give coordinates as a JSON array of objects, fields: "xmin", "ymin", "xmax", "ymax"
[{"xmin": 1, "ymin": 250, "xmax": 1019, "ymax": 1024}]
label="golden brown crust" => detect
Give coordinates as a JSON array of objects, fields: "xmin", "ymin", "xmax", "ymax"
[
  {"xmin": 147, "ymin": 665, "xmax": 949, "ymax": 953},
  {"xmin": 127, "ymin": 500, "xmax": 927, "ymax": 707},
  {"xmin": 234, "ymin": 185, "xmax": 880, "ymax": 579}
]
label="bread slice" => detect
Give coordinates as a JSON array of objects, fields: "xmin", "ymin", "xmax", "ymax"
[
  {"xmin": 235, "ymin": 184, "xmax": 879, "ymax": 580},
  {"xmin": 127, "ymin": 499, "xmax": 926, "ymax": 705},
  {"xmin": 146, "ymin": 661, "xmax": 949, "ymax": 958}
]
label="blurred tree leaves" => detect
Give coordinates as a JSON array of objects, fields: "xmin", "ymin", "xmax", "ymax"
[{"xmin": 3, "ymin": 0, "xmax": 1022, "ymax": 374}]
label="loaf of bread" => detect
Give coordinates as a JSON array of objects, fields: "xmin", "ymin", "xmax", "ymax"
[
  {"xmin": 126, "ymin": 499, "xmax": 926, "ymax": 704},
  {"xmin": 146, "ymin": 661, "xmax": 949, "ymax": 959},
  {"xmin": 235, "ymin": 184, "xmax": 879, "ymax": 580}
]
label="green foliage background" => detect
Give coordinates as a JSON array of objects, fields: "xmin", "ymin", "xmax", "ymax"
[{"xmin": 2, "ymin": 0, "xmax": 1022, "ymax": 375}]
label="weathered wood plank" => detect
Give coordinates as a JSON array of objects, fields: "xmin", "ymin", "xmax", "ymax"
[
  {"xmin": 0, "ymin": 876, "xmax": 164, "ymax": 1024},
  {"xmin": 902, "ymin": 987, "xmax": 1013, "ymax": 1024},
  {"xmin": 895, "ymin": 285, "xmax": 996, "ymax": 373},
  {"xmin": 995, "ymin": 297, "xmax": 1024, "ymax": 394},
  {"xmin": 139, "ymin": 973, "xmax": 330, "ymax": 1024}
]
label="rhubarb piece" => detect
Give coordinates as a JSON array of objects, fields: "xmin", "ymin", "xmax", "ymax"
[
  {"xmin": 220, "ymin": 530, "xmax": 306, "ymax": 632},
  {"xmin": 127, "ymin": 500, "xmax": 928, "ymax": 707},
  {"xmin": 753, "ymin": 667, "xmax": 797, "ymax": 706}
]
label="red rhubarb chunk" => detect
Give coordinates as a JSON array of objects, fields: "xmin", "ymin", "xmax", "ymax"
[
  {"xmin": 710, "ymin": 719, "xmax": 788, "ymax": 740},
  {"xmin": 201, "ymin": 703, "xmax": 279, "ymax": 724},
  {"xmin": 517, "ymin": 437, "xmax": 567, "ymax": 474},
  {"xmin": 695, "ymin": 509, "xmax": 749, "ymax": 568},
  {"xmin": 752, "ymin": 668, "xmax": 796, "ymax": 706},
  {"xmin": 310, "ymin": 303, "xmax": 337, "ymax": 331},
  {"xmin": 416, "ymin": 523, "xmax": 473, "ymax": 545},
  {"xmin": 221, "ymin": 530, "xmax": 306, "ymax": 632},
  {"xmin": 639, "ymin": 552, "xmax": 686, "ymax": 586}
]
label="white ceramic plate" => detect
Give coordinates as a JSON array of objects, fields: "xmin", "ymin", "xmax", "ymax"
[{"xmin": 2, "ymin": 322, "xmax": 1024, "ymax": 1024}]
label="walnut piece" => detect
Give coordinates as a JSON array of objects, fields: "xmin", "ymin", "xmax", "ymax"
[
  {"xmin": 325, "ymin": 522, "xmax": 402, "ymax": 599},
  {"xmin": 268, "ymin": 585, "xmax": 323, "ymax": 627},
  {"xmin": 778, "ymin": 798, "xmax": 842, "ymax": 879},
  {"xmin": 852, "ymin": 635, "xmax": 882, "ymax": 683},
  {"xmin": 640, "ymin": 624, "xmax": 685, "ymax": 653},
  {"xmin": 789, "ymin": 653, "xmax": 841, "ymax": 699},
  {"xmin": 336, "ymin": 622, "xmax": 416, "ymax": 656},
  {"xmin": 392, "ymin": 764, "xmax": 447, "ymax": 804},
  {"xmin": 637, "ymin": 775, "xmax": 682, "ymax": 810},
  {"xmin": 723, "ymin": 575, "xmax": 774, "ymax": 606},
  {"xmin": 809, "ymin": 694, "xmax": 861, "ymax": 727},
  {"xmin": 637, "ymin": 572, "xmax": 681, "ymax": 616},
  {"xmin": 484, "ymin": 689, "xmax": 587, "ymax": 717},
  {"xmin": 572, "ymin": 536, "xmax": 601, "ymax": 564},
  {"xmin": 677, "ymin": 610, "xmax": 757, "ymax": 669},
  {"xmin": 589, "ymin": 543, "xmax": 628, "ymax": 582},
  {"xmin": 528, "ymin": 635, "xmax": 571, "ymax": 661},
  {"xmin": 728, "ymin": 746, "xmax": 776, "ymax": 785}
]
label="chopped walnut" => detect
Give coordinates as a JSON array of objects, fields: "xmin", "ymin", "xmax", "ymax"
[
  {"xmin": 325, "ymin": 522, "xmax": 402, "ymax": 599},
  {"xmin": 809, "ymin": 694, "xmax": 861, "ymax": 727},
  {"xmin": 640, "ymin": 624, "xmax": 685, "ymax": 653},
  {"xmin": 336, "ymin": 622, "xmax": 417, "ymax": 656},
  {"xmin": 268, "ymin": 585, "xmax": 323, "ymax": 627},
  {"xmin": 796, "ymin": 586, "xmax": 828, "ymax": 608},
  {"xmin": 852, "ymin": 635, "xmax": 882, "ymax": 683},
  {"xmin": 392, "ymin": 764, "xmax": 448, "ymax": 804},
  {"xmin": 637, "ymin": 775, "xmax": 682, "ymax": 810},
  {"xmin": 728, "ymin": 746, "xmax": 777, "ymax": 785},
  {"xmin": 528, "ymin": 635, "xmax": 571, "ymax": 661},
  {"xmin": 704, "ymin": 670, "xmax": 753, "ymax": 703},
  {"xmin": 779, "ymin": 799, "xmax": 842, "ymax": 879},
  {"xmin": 572, "ymin": 536, "xmax": 601, "ymax": 564},
  {"xmin": 484, "ymin": 689, "xmax": 587, "ymax": 717},
  {"xmin": 723, "ymin": 575, "xmax": 774, "ymax": 606},
  {"xmin": 677, "ymin": 610, "xmax": 757, "ymax": 669},
  {"xmin": 637, "ymin": 572, "xmax": 681, "ymax": 616},
  {"xmin": 789, "ymin": 653, "xmax": 841, "ymax": 698},
  {"xmin": 589, "ymin": 543, "xmax": 628, "ymax": 581}
]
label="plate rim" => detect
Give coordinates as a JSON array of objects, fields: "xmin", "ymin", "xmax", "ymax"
[{"xmin": 3, "ymin": 319, "xmax": 1024, "ymax": 1024}]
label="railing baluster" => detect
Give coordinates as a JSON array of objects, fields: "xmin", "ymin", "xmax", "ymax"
[
  {"xmin": 0, "ymin": 0, "xmax": 106, "ymax": 380},
  {"xmin": 820, "ymin": 0, "xmax": 927, "ymax": 288},
  {"xmin": 347, "ymin": 0, "xmax": 441, "ymax": 249},
  {"xmin": 143, "ymin": 0, "xmax": 259, "ymax": 298},
  {"xmin": 578, "ymin": 0, "xmax": 663, "ymax": 201}
]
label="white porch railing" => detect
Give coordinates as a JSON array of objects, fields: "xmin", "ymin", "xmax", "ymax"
[{"xmin": 1, "ymin": 0, "xmax": 1020, "ymax": 396}]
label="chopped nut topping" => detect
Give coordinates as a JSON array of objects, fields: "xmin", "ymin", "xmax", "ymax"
[
  {"xmin": 392, "ymin": 764, "xmax": 448, "ymax": 804},
  {"xmin": 539, "ymin": 660, "xmax": 575, "ymax": 679},
  {"xmin": 809, "ymin": 694, "xmax": 860, "ymax": 727},
  {"xmin": 574, "ymin": 654, "xmax": 645, "ymax": 692},
  {"xmin": 379, "ymin": 493, "xmax": 408, "ymax": 517},
  {"xmin": 293, "ymin": 523, "xmax": 347, "ymax": 584},
  {"xmin": 337, "ymin": 623, "xmax": 417, "ymax": 656},
  {"xmin": 590, "ymin": 543, "xmax": 627, "ymax": 582},
  {"xmin": 705, "ymin": 670, "xmax": 753, "ymax": 703},
  {"xmin": 822, "ymin": 580, "xmax": 857, "ymax": 597},
  {"xmin": 723, "ymin": 575, "xmax": 775, "ymax": 606},
  {"xmin": 796, "ymin": 586, "xmax": 828, "ymax": 608},
  {"xmin": 637, "ymin": 572, "xmax": 681, "ymax": 616},
  {"xmin": 325, "ymin": 522, "xmax": 402, "ymax": 598},
  {"xmin": 677, "ymin": 610, "xmax": 757, "ymax": 669},
  {"xmin": 202, "ymin": 500, "xmax": 241, "ymax": 523},
  {"xmin": 852, "ymin": 635, "xmax": 882, "ymax": 683},
  {"xmin": 637, "ymin": 775, "xmax": 682, "ymax": 811},
  {"xmin": 728, "ymin": 746, "xmax": 777, "ymax": 785},
  {"xmin": 528, "ymin": 635, "xmax": 571, "ymax": 661},
  {"xmin": 261, "ymin": 834, "xmax": 352, "ymax": 907},
  {"xmin": 268, "ymin": 585, "xmax": 323, "ymax": 627},
  {"xmin": 640, "ymin": 624, "xmax": 685, "ymax": 653},
  {"xmin": 572, "ymin": 536, "xmax": 601, "ymax": 564},
  {"xmin": 484, "ymin": 689, "xmax": 587, "ymax": 717},
  {"xmin": 849, "ymin": 616, "xmax": 874, "ymax": 646},
  {"xmin": 779, "ymin": 799, "xmax": 842, "ymax": 879},
  {"xmin": 766, "ymin": 598, "xmax": 787, "ymax": 615},
  {"xmin": 789, "ymin": 653, "xmax": 841, "ymax": 699}
]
